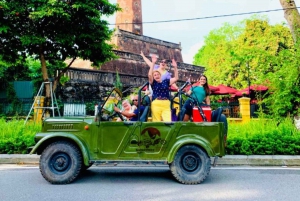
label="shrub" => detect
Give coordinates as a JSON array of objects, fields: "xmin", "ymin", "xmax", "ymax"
[
  {"xmin": 226, "ymin": 118, "xmax": 300, "ymax": 155},
  {"xmin": 0, "ymin": 118, "xmax": 41, "ymax": 154}
]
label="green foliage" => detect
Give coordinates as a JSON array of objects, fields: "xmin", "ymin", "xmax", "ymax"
[
  {"xmin": 263, "ymin": 45, "xmax": 300, "ymax": 118},
  {"xmin": 0, "ymin": 0, "xmax": 120, "ymax": 91},
  {"xmin": 0, "ymin": 119, "xmax": 41, "ymax": 154},
  {"xmin": 114, "ymin": 71, "xmax": 123, "ymax": 91},
  {"xmin": 226, "ymin": 118, "xmax": 300, "ymax": 155},
  {"xmin": 59, "ymin": 76, "xmax": 70, "ymax": 85},
  {"xmin": 85, "ymin": 102, "xmax": 96, "ymax": 116},
  {"xmin": 194, "ymin": 16, "xmax": 299, "ymax": 118}
]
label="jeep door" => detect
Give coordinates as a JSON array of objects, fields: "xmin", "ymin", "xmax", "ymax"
[
  {"xmin": 135, "ymin": 122, "xmax": 175, "ymax": 159},
  {"xmin": 97, "ymin": 121, "xmax": 138, "ymax": 159}
]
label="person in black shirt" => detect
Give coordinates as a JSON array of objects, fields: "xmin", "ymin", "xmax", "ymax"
[{"xmin": 114, "ymin": 95, "xmax": 145, "ymax": 121}]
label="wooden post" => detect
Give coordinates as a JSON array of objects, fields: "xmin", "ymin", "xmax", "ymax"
[
  {"xmin": 238, "ymin": 97, "xmax": 250, "ymax": 123},
  {"xmin": 34, "ymin": 96, "xmax": 45, "ymax": 122}
]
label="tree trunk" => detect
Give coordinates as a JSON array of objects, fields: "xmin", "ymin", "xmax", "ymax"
[
  {"xmin": 279, "ymin": 0, "xmax": 300, "ymax": 42},
  {"xmin": 279, "ymin": 0, "xmax": 300, "ymax": 129},
  {"xmin": 39, "ymin": 45, "xmax": 51, "ymax": 117},
  {"xmin": 39, "ymin": 46, "xmax": 50, "ymax": 97}
]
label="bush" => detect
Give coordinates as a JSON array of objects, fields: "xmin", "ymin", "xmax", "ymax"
[
  {"xmin": 226, "ymin": 118, "xmax": 300, "ymax": 155},
  {"xmin": 0, "ymin": 118, "xmax": 41, "ymax": 154}
]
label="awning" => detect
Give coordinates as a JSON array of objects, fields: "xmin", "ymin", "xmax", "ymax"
[
  {"xmin": 235, "ymin": 85, "xmax": 268, "ymax": 97},
  {"xmin": 211, "ymin": 84, "xmax": 238, "ymax": 95}
]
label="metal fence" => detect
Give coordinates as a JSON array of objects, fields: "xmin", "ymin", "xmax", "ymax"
[{"xmin": 0, "ymin": 98, "xmax": 33, "ymax": 116}]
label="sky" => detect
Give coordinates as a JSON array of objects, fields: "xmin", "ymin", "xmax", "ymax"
[{"xmin": 105, "ymin": 0, "xmax": 300, "ymax": 64}]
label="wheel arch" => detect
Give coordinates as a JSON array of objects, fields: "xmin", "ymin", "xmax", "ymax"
[
  {"xmin": 30, "ymin": 133, "xmax": 90, "ymax": 166},
  {"xmin": 167, "ymin": 137, "xmax": 214, "ymax": 164}
]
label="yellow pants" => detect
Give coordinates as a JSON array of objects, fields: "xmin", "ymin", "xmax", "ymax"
[{"xmin": 151, "ymin": 99, "xmax": 171, "ymax": 122}]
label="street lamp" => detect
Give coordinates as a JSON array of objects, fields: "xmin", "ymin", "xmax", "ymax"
[{"xmin": 246, "ymin": 62, "xmax": 250, "ymax": 98}]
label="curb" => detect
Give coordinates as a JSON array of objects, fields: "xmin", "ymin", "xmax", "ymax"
[
  {"xmin": 0, "ymin": 154, "xmax": 40, "ymax": 165},
  {"xmin": 0, "ymin": 155, "xmax": 300, "ymax": 166},
  {"xmin": 216, "ymin": 155, "xmax": 300, "ymax": 166}
]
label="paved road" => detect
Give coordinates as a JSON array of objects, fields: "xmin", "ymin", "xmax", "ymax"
[{"xmin": 1, "ymin": 165, "xmax": 300, "ymax": 201}]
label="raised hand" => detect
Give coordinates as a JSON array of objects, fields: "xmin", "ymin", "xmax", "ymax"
[
  {"xmin": 171, "ymin": 59, "xmax": 177, "ymax": 67},
  {"xmin": 151, "ymin": 55, "xmax": 157, "ymax": 63}
]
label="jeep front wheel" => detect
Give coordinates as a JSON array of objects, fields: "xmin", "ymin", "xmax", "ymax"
[
  {"xmin": 39, "ymin": 141, "xmax": 82, "ymax": 184},
  {"xmin": 169, "ymin": 145, "xmax": 211, "ymax": 184}
]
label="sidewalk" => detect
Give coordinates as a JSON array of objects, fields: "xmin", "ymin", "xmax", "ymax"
[{"xmin": 0, "ymin": 154, "xmax": 300, "ymax": 166}]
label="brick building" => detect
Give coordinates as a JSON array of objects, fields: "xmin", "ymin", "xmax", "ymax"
[{"xmin": 65, "ymin": 0, "xmax": 205, "ymax": 91}]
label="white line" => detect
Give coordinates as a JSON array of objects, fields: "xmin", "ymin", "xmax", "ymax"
[
  {"xmin": 212, "ymin": 166, "xmax": 300, "ymax": 170},
  {"xmin": 0, "ymin": 165, "xmax": 39, "ymax": 170}
]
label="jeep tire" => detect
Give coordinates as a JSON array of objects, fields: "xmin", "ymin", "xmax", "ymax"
[
  {"xmin": 170, "ymin": 145, "xmax": 211, "ymax": 184},
  {"xmin": 39, "ymin": 141, "xmax": 82, "ymax": 184}
]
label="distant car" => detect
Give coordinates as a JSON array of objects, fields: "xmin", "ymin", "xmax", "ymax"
[{"xmin": 30, "ymin": 85, "xmax": 227, "ymax": 185}]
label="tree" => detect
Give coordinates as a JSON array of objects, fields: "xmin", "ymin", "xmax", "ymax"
[
  {"xmin": 279, "ymin": 0, "xmax": 300, "ymax": 42},
  {"xmin": 194, "ymin": 17, "xmax": 293, "ymax": 88},
  {"xmin": 193, "ymin": 16, "xmax": 299, "ymax": 118},
  {"xmin": 193, "ymin": 22, "xmax": 244, "ymax": 87},
  {"xmin": 0, "ymin": 0, "xmax": 119, "ymax": 99},
  {"xmin": 279, "ymin": 0, "xmax": 300, "ymax": 125}
]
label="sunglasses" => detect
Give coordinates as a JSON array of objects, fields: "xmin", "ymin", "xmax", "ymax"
[
  {"xmin": 132, "ymin": 99, "xmax": 138, "ymax": 101},
  {"xmin": 161, "ymin": 60, "xmax": 167, "ymax": 64}
]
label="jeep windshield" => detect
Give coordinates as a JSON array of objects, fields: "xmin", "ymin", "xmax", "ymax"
[{"xmin": 99, "ymin": 88, "xmax": 122, "ymax": 120}]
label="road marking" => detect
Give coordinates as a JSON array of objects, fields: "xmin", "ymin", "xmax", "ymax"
[
  {"xmin": 212, "ymin": 166, "xmax": 300, "ymax": 170},
  {"xmin": 0, "ymin": 165, "xmax": 39, "ymax": 170}
]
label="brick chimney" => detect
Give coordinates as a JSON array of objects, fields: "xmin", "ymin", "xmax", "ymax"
[{"xmin": 116, "ymin": 0, "xmax": 143, "ymax": 35}]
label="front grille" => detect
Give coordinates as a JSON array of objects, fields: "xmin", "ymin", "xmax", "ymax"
[{"xmin": 52, "ymin": 124, "xmax": 74, "ymax": 130}]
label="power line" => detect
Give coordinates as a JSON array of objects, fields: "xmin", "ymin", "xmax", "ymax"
[{"xmin": 110, "ymin": 7, "xmax": 300, "ymax": 25}]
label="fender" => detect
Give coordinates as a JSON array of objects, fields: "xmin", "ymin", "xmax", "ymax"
[
  {"xmin": 30, "ymin": 132, "xmax": 91, "ymax": 166},
  {"xmin": 167, "ymin": 135, "xmax": 215, "ymax": 164}
]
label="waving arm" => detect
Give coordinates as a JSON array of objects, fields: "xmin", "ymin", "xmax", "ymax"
[{"xmin": 169, "ymin": 59, "xmax": 178, "ymax": 85}]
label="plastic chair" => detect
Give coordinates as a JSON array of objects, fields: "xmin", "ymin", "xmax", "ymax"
[
  {"xmin": 211, "ymin": 107, "xmax": 223, "ymax": 122},
  {"xmin": 222, "ymin": 108, "xmax": 230, "ymax": 117},
  {"xmin": 139, "ymin": 95, "xmax": 151, "ymax": 122},
  {"xmin": 139, "ymin": 106, "xmax": 150, "ymax": 122}
]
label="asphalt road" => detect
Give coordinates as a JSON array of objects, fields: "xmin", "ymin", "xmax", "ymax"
[{"xmin": 0, "ymin": 165, "xmax": 300, "ymax": 201}]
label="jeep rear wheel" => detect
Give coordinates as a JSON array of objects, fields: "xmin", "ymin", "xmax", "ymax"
[
  {"xmin": 39, "ymin": 141, "xmax": 82, "ymax": 184},
  {"xmin": 169, "ymin": 145, "xmax": 211, "ymax": 184}
]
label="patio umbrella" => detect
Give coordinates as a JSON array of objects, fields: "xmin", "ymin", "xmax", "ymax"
[
  {"xmin": 235, "ymin": 85, "xmax": 268, "ymax": 97},
  {"xmin": 211, "ymin": 84, "xmax": 238, "ymax": 95},
  {"xmin": 235, "ymin": 89, "xmax": 250, "ymax": 97},
  {"xmin": 235, "ymin": 85, "xmax": 268, "ymax": 96}
]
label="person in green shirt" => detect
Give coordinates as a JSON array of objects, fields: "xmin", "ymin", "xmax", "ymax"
[{"xmin": 182, "ymin": 75, "xmax": 211, "ymax": 121}]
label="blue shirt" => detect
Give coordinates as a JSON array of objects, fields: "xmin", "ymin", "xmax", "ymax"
[
  {"xmin": 151, "ymin": 79, "xmax": 170, "ymax": 100},
  {"xmin": 130, "ymin": 106, "xmax": 145, "ymax": 121}
]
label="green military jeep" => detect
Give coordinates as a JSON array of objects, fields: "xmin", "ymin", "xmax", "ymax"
[{"xmin": 30, "ymin": 86, "xmax": 227, "ymax": 185}]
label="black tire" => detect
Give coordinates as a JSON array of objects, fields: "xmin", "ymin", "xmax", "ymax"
[
  {"xmin": 39, "ymin": 141, "xmax": 82, "ymax": 184},
  {"xmin": 169, "ymin": 145, "xmax": 211, "ymax": 184}
]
